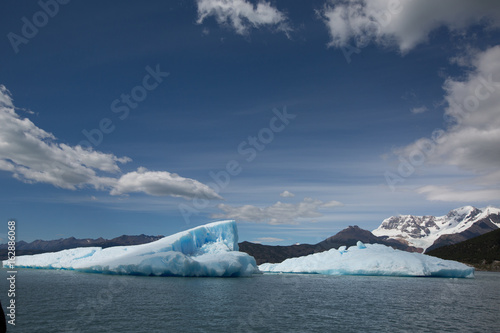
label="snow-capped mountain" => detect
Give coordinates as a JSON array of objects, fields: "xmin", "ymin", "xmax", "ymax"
[{"xmin": 372, "ymin": 206, "xmax": 500, "ymax": 252}]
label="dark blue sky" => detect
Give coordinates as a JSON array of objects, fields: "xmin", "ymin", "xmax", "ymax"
[{"xmin": 1, "ymin": 0, "xmax": 499, "ymax": 244}]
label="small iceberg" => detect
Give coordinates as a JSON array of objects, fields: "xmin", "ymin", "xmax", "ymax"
[{"xmin": 258, "ymin": 242, "xmax": 474, "ymax": 278}]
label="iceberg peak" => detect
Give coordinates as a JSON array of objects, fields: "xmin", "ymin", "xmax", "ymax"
[{"xmin": 356, "ymin": 241, "xmax": 366, "ymax": 249}]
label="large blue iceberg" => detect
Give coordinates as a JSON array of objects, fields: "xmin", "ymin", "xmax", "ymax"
[
  {"xmin": 3, "ymin": 220, "xmax": 259, "ymax": 277},
  {"xmin": 259, "ymin": 241, "xmax": 474, "ymax": 278}
]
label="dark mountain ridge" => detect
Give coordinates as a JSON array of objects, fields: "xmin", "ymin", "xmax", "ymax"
[
  {"xmin": 0, "ymin": 234, "xmax": 163, "ymax": 260},
  {"xmin": 240, "ymin": 225, "xmax": 420, "ymax": 264},
  {"xmin": 426, "ymin": 228, "xmax": 500, "ymax": 271}
]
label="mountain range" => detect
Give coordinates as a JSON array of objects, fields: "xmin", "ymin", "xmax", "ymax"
[
  {"xmin": 0, "ymin": 234, "xmax": 163, "ymax": 259},
  {"xmin": 372, "ymin": 206, "xmax": 500, "ymax": 252},
  {"xmin": 1, "ymin": 206, "xmax": 498, "ymax": 267}
]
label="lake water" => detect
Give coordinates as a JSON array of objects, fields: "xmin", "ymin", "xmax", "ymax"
[{"xmin": 1, "ymin": 269, "xmax": 499, "ymax": 332}]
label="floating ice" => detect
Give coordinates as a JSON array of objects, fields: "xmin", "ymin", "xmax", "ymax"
[
  {"xmin": 3, "ymin": 220, "xmax": 259, "ymax": 277},
  {"xmin": 259, "ymin": 242, "xmax": 474, "ymax": 278}
]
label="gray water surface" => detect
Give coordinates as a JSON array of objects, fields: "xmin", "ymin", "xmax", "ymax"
[{"xmin": 1, "ymin": 269, "xmax": 499, "ymax": 332}]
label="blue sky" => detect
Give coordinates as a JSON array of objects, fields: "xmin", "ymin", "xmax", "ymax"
[{"xmin": 1, "ymin": 0, "xmax": 499, "ymax": 244}]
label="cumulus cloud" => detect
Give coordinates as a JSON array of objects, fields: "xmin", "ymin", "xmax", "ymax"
[
  {"xmin": 398, "ymin": 46, "xmax": 500, "ymax": 201},
  {"xmin": 320, "ymin": 0, "xmax": 500, "ymax": 53},
  {"xmin": 196, "ymin": 0, "xmax": 290, "ymax": 36},
  {"xmin": 279, "ymin": 190, "xmax": 295, "ymax": 197},
  {"xmin": 0, "ymin": 85, "xmax": 221, "ymax": 200},
  {"xmin": 213, "ymin": 197, "xmax": 343, "ymax": 224}
]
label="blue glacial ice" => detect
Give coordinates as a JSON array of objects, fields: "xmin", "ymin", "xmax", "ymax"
[
  {"xmin": 259, "ymin": 241, "xmax": 474, "ymax": 278},
  {"xmin": 4, "ymin": 222, "xmax": 474, "ymax": 278},
  {"xmin": 3, "ymin": 220, "xmax": 259, "ymax": 277}
]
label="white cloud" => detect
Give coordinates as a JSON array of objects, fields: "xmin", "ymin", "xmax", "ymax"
[
  {"xmin": 253, "ymin": 237, "xmax": 284, "ymax": 243},
  {"xmin": 279, "ymin": 190, "xmax": 295, "ymax": 197},
  {"xmin": 417, "ymin": 186, "xmax": 500, "ymax": 202},
  {"xmin": 411, "ymin": 106, "xmax": 428, "ymax": 114},
  {"xmin": 213, "ymin": 197, "xmax": 343, "ymax": 224},
  {"xmin": 0, "ymin": 86, "xmax": 14, "ymax": 108},
  {"xmin": 196, "ymin": 0, "xmax": 290, "ymax": 36},
  {"xmin": 0, "ymin": 85, "xmax": 221, "ymax": 200},
  {"xmin": 320, "ymin": 0, "xmax": 500, "ymax": 53},
  {"xmin": 399, "ymin": 46, "xmax": 500, "ymax": 202},
  {"xmin": 110, "ymin": 167, "xmax": 222, "ymax": 199}
]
